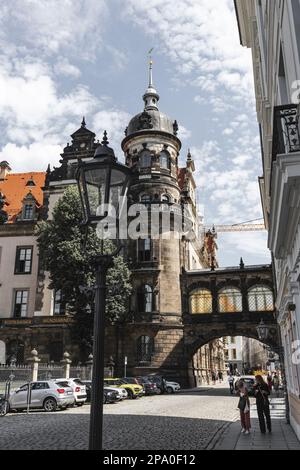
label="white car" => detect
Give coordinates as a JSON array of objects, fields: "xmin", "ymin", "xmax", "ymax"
[
  {"xmin": 165, "ymin": 381, "xmax": 181, "ymax": 394},
  {"xmin": 8, "ymin": 380, "xmax": 74, "ymax": 412},
  {"xmin": 105, "ymin": 386, "xmax": 128, "ymax": 400},
  {"xmin": 55, "ymin": 378, "xmax": 87, "ymax": 406}
]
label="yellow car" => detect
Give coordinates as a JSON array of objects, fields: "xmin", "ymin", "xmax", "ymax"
[{"xmin": 104, "ymin": 378, "xmax": 144, "ymax": 399}]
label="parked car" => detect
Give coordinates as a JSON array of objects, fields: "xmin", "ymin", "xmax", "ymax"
[
  {"xmin": 165, "ymin": 380, "xmax": 181, "ymax": 394},
  {"xmin": 105, "ymin": 386, "xmax": 128, "ymax": 401},
  {"xmin": 104, "ymin": 378, "xmax": 144, "ymax": 399},
  {"xmin": 146, "ymin": 376, "xmax": 181, "ymax": 394},
  {"xmin": 81, "ymin": 380, "xmax": 121, "ymax": 403},
  {"xmin": 234, "ymin": 375, "xmax": 256, "ymax": 396},
  {"xmin": 55, "ymin": 378, "xmax": 87, "ymax": 406},
  {"xmin": 128, "ymin": 377, "xmax": 159, "ymax": 396},
  {"xmin": 104, "ymin": 389, "xmax": 119, "ymax": 404},
  {"xmin": 8, "ymin": 380, "xmax": 74, "ymax": 412}
]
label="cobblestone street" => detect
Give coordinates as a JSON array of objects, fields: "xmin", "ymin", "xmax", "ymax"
[
  {"xmin": 2, "ymin": 384, "xmax": 299, "ymax": 451},
  {"xmin": 0, "ymin": 384, "xmax": 239, "ymax": 450}
]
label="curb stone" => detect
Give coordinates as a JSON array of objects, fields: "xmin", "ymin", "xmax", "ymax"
[{"xmin": 205, "ymin": 415, "xmax": 239, "ymax": 450}]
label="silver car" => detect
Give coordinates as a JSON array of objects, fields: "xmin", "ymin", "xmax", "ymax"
[
  {"xmin": 55, "ymin": 378, "xmax": 87, "ymax": 406},
  {"xmin": 8, "ymin": 381, "xmax": 75, "ymax": 412}
]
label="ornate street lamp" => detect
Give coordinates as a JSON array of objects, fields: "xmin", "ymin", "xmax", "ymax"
[
  {"xmin": 76, "ymin": 131, "xmax": 131, "ymax": 450},
  {"xmin": 256, "ymin": 319, "xmax": 269, "ymax": 342}
]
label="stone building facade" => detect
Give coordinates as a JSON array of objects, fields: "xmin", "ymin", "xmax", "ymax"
[
  {"xmin": 0, "ymin": 69, "xmax": 226, "ymax": 386},
  {"xmin": 235, "ymin": 0, "xmax": 300, "ymax": 438}
]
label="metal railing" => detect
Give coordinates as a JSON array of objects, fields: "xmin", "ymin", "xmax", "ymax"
[{"xmin": 272, "ymin": 104, "xmax": 300, "ymax": 163}]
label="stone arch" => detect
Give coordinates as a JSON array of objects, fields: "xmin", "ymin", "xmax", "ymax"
[{"xmin": 184, "ymin": 323, "xmax": 279, "ymax": 361}]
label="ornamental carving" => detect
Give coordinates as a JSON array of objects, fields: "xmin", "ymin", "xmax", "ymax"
[{"xmin": 137, "ymin": 112, "xmax": 153, "ymax": 131}]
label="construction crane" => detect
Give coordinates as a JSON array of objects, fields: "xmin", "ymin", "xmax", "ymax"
[{"xmin": 203, "ymin": 218, "xmax": 266, "ymax": 233}]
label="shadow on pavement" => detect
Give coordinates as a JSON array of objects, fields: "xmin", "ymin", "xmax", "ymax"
[
  {"xmin": 179, "ymin": 386, "xmax": 237, "ymax": 398},
  {"xmin": 0, "ymin": 412, "xmax": 231, "ymax": 450}
]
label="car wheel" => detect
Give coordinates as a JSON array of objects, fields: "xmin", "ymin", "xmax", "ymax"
[
  {"xmin": 166, "ymin": 387, "xmax": 173, "ymax": 394},
  {"xmin": 77, "ymin": 402, "xmax": 84, "ymax": 407},
  {"xmin": 127, "ymin": 390, "xmax": 133, "ymax": 399},
  {"xmin": 156, "ymin": 388, "xmax": 162, "ymax": 395},
  {"xmin": 43, "ymin": 398, "xmax": 57, "ymax": 412}
]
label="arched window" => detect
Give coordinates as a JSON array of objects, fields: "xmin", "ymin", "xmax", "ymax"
[
  {"xmin": 137, "ymin": 336, "xmax": 154, "ymax": 363},
  {"xmin": 161, "ymin": 194, "xmax": 171, "ymax": 203},
  {"xmin": 218, "ymin": 287, "xmax": 242, "ymax": 313},
  {"xmin": 160, "ymin": 151, "xmax": 170, "ymax": 170},
  {"xmin": 139, "ymin": 150, "xmax": 152, "ymax": 168},
  {"xmin": 248, "ymin": 286, "xmax": 274, "ymax": 312},
  {"xmin": 138, "ymin": 285, "xmax": 153, "ymax": 313},
  {"xmin": 189, "ymin": 289, "xmax": 213, "ymax": 314}
]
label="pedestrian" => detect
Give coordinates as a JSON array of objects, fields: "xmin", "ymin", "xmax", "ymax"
[
  {"xmin": 267, "ymin": 373, "xmax": 273, "ymax": 393},
  {"xmin": 253, "ymin": 375, "xmax": 272, "ymax": 434},
  {"xmin": 228, "ymin": 374, "xmax": 235, "ymax": 394},
  {"xmin": 218, "ymin": 370, "xmax": 223, "ymax": 383},
  {"xmin": 273, "ymin": 373, "xmax": 280, "ymax": 397},
  {"xmin": 237, "ymin": 379, "xmax": 251, "ymax": 435},
  {"xmin": 211, "ymin": 370, "xmax": 216, "ymax": 385}
]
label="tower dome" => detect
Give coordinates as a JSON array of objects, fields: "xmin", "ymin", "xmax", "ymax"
[{"xmin": 122, "ymin": 57, "xmax": 179, "ymax": 147}]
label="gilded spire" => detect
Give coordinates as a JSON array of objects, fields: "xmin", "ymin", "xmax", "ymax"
[
  {"xmin": 143, "ymin": 48, "xmax": 160, "ymax": 111},
  {"xmin": 148, "ymin": 47, "xmax": 154, "ymax": 88}
]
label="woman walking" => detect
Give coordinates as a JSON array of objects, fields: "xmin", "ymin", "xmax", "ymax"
[
  {"xmin": 253, "ymin": 375, "xmax": 272, "ymax": 434},
  {"xmin": 237, "ymin": 380, "xmax": 251, "ymax": 435}
]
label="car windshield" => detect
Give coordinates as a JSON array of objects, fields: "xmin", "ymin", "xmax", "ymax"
[{"xmin": 73, "ymin": 379, "xmax": 84, "ymax": 385}]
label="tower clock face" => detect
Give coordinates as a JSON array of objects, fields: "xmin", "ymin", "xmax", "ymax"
[{"xmin": 80, "ymin": 143, "xmax": 86, "ymax": 148}]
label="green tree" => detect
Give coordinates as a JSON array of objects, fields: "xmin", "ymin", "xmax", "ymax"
[{"xmin": 36, "ymin": 186, "xmax": 132, "ymax": 359}]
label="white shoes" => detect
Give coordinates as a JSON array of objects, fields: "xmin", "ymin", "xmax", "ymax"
[
  {"xmin": 241, "ymin": 429, "xmax": 246, "ymax": 434},
  {"xmin": 245, "ymin": 430, "xmax": 250, "ymax": 435}
]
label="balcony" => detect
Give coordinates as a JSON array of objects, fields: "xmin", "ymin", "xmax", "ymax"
[
  {"xmin": 272, "ymin": 104, "xmax": 300, "ymax": 163},
  {"xmin": 269, "ymin": 104, "xmax": 300, "ymax": 259}
]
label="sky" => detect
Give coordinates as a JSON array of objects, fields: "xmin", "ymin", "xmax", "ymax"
[{"xmin": 0, "ymin": 0, "xmax": 271, "ymax": 267}]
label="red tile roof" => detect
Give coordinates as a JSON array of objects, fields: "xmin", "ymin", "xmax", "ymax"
[{"xmin": 0, "ymin": 172, "xmax": 46, "ymax": 223}]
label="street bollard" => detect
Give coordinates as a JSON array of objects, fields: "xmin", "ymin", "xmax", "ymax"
[
  {"xmin": 86, "ymin": 354, "xmax": 93, "ymax": 381},
  {"xmin": 27, "ymin": 349, "xmax": 40, "ymax": 382},
  {"xmin": 61, "ymin": 352, "xmax": 72, "ymax": 379}
]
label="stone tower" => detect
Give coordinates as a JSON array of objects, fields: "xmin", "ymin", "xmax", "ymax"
[{"xmin": 116, "ymin": 60, "xmax": 203, "ymax": 382}]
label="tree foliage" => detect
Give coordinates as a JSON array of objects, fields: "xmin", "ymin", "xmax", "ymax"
[{"xmin": 36, "ymin": 186, "xmax": 132, "ymax": 358}]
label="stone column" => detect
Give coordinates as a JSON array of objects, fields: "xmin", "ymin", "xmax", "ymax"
[
  {"xmin": 86, "ymin": 354, "xmax": 93, "ymax": 381},
  {"xmin": 61, "ymin": 352, "xmax": 72, "ymax": 379},
  {"xmin": 27, "ymin": 349, "xmax": 40, "ymax": 382}
]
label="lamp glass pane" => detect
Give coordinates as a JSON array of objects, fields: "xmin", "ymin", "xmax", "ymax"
[
  {"xmin": 84, "ymin": 168, "xmax": 108, "ymax": 217},
  {"xmin": 110, "ymin": 168, "xmax": 127, "ymax": 209}
]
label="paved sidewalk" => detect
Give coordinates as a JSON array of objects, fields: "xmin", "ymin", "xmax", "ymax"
[{"xmin": 214, "ymin": 397, "xmax": 300, "ymax": 450}]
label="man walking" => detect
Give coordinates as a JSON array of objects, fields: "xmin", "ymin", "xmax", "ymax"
[{"xmin": 228, "ymin": 374, "xmax": 235, "ymax": 394}]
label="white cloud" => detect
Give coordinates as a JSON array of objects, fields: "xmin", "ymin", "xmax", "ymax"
[
  {"xmin": 178, "ymin": 125, "xmax": 192, "ymax": 141},
  {"xmin": 0, "ymin": 142, "xmax": 62, "ymax": 172},
  {"xmin": 218, "ymin": 232, "xmax": 271, "ymax": 267},
  {"xmin": 124, "ymin": 0, "xmax": 254, "ymax": 106},
  {"xmin": 1, "ymin": 0, "xmax": 109, "ymax": 60},
  {"xmin": 54, "ymin": 58, "xmax": 81, "ymax": 78}
]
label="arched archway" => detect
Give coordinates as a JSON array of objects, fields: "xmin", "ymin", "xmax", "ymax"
[{"xmin": 184, "ymin": 323, "xmax": 280, "ymax": 388}]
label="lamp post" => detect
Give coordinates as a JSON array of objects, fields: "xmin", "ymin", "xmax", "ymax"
[
  {"xmin": 256, "ymin": 318, "xmax": 290, "ymax": 423},
  {"xmin": 76, "ymin": 131, "xmax": 130, "ymax": 450}
]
